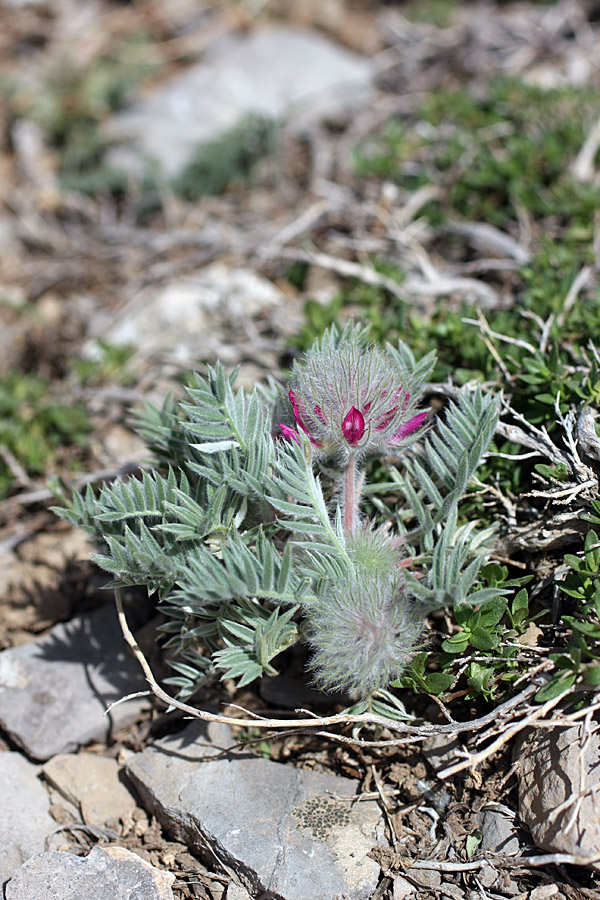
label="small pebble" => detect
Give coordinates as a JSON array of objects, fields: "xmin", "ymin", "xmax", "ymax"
[
  {"xmin": 409, "ymin": 867, "xmax": 442, "ymax": 889},
  {"xmin": 393, "ymin": 875, "xmax": 415, "ymax": 899},
  {"xmin": 477, "ymin": 864, "xmax": 498, "ymax": 888},
  {"xmin": 530, "ymin": 886, "xmax": 559, "ymax": 900}
]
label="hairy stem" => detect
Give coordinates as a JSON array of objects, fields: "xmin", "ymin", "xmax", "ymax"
[{"xmin": 344, "ymin": 452, "xmax": 359, "ymax": 533}]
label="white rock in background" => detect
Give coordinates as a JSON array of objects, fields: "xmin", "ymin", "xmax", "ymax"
[
  {"xmin": 108, "ymin": 26, "xmax": 372, "ymax": 178},
  {"xmin": 0, "ymin": 752, "xmax": 55, "ymax": 888},
  {"xmin": 4, "ymin": 846, "xmax": 175, "ymax": 900},
  {"xmin": 516, "ymin": 725, "xmax": 600, "ymax": 866},
  {"xmin": 86, "ymin": 263, "xmax": 295, "ymax": 370}
]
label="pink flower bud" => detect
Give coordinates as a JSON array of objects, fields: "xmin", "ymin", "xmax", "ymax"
[
  {"xmin": 342, "ymin": 406, "xmax": 365, "ymax": 447},
  {"xmin": 288, "ymin": 390, "xmax": 323, "ymax": 447},
  {"xmin": 278, "ymin": 423, "xmax": 300, "ymax": 444}
]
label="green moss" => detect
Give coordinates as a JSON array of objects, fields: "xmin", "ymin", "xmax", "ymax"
[
  {"xmin": 0, "ymin": 372, "xmax": 90, "ymax": 499},
  {"xmin": 171, "ymin": 114, "xmax": 277, "ymax": 201}
]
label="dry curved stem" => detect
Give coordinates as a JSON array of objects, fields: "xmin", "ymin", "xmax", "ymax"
[
  {"xmin": 437, "ymin": 688, "xmax": 565, "ymax": 779},
  {"xmin": 398, "ymin": 850, "xmax": 600, "ymax": 872},
  {"xmin": 115, "ymin": 587, "xmax": 544, "ymax": 744},
  {"xmin": 507, "ymin": 849, "xmax": 600, "ymax": 869},
  {"xmin": 115, "ymin": 585, "xmax": 403, "ymax": 731}
]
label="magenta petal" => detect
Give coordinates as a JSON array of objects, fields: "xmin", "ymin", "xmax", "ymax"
[
  {"xmin": 342, "ymin": 406, "xmax": 365, "ymax": 447},
  {"xmin": 292, "ymin": 403, "xmax": 311, "ymax": 436},
  {"xmin": 290, "ymin": 404, "xmax": 323, "ymax": 447},
  {"xmin": 375, "ymin": 406, "xmax": 399, "ymax": 432},
  {"xmin": 390, "ymin": 411, "xmax": 428, "ymax": 444},
  {"xmin": 278, "ymin": 423, "xmax": 300, "ymax": 444},
  {"xmin": 291, "ymin": 402, "xmax": 304, "ymax": 428},
  {"xmin": 314, "ymin": 404, "xmax": 328, "ymax": 424}
]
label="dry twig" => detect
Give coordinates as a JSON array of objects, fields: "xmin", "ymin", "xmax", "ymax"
[{"xmin": 114, "ymin": 587, "xmax": 556, "ymax": 754}]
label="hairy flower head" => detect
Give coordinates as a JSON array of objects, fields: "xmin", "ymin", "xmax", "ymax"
[
  {"xmin": 305, "ymin": 571, "xmax": 422, "ymax": 698},
  {"xmin": 281, "ymin": 325, "xmax": 427, "ymax": 458}
]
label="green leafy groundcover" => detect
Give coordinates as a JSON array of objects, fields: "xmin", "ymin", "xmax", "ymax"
[{"xmin": 0, "ymin": 372, "xmax": 90, "ymax": 500}]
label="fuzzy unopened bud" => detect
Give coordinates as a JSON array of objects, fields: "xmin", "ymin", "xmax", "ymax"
[
  {"xmin": 305, "ymin": 571, "xmax": 421, "ymax": 697},
  {"xmin": 287, "ymin": 325, "xmax": 428, "ymax": 458}
]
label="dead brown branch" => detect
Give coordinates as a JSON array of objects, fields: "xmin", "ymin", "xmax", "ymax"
[{"xmin": 114, "ymin": 587, "xmax": 555, "ymax": 751}]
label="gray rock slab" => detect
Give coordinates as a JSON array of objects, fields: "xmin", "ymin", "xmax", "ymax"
[
  {"xmin": 475, "ymin": 803, "xmax": 520, "ymax": 855},
  {"xmin": 42, "ymin": 753, "xmax": 138, "ymax": 829},
  {"xmin": 0, "ymin": 604, "xmax": 150, "ymax": 761},
  {"xmin": 4, "ymin": 846, "xmax": 175, "ymax": 900},
  {"xmin": 107, "ymin": 26, "xmax": 372, "ymax": 177},
  {"xmin": 516, "ymin": 725, "xmax": 600, "ymax": 866},
  {"xmin": 127, "ymin": 719, "xmax": 384, "ymax": 900},
  {"xmin": 0, "ymin": 752, "xmax": 55, "ymax": 888}
]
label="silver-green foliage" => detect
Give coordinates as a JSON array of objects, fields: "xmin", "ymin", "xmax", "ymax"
[{"xmin": 55, "ymin": 324, "xmax": 501, "ymax": 702}]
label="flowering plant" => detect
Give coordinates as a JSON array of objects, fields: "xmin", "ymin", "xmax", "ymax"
[{"xmin": 56, "ymin": 323, "xmax": 501, "ymax": 710}]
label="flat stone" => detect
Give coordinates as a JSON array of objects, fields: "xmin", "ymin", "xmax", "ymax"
[
  {"xmin": 4, "ymin": 846, "xmax": 175, "ymax": 900},
  {"xmin": 516, "ymin": 725, "xmax": 600, "ymax": 866},
  {"xmin": 409, "ymin": 868, "xmax": 442, "ymax": 889},
  {"xmin": 478, "ymin": 864, "xmax": 499, "ymax": 889},
  {"xmin": 226, "ymin": 885, "xmax": 253, "ymax": 900},
  {"xmin": 530, "ymin": 887, "xmax": 560, "ymax": 900},
  {"xmin": 42, "ymin": 754, "xmax": 138, "ymax": 829},
  {"xmin": 127, "ymin": 719, "xmax": 384, "ymax": 900},
  {"xmin": 440, "ymin": 883, "xmax": 465, "ymax": 899},
  {"xmin": 475, "ymin": 803, "xmax": 520, "ymax": 855},
  {"xmin": 108, "ymin": 26, "xmax": 371, "ymax": 177},
  {"xmin": 0, "ymin": 604, "xmax": 150, "ymax": 761},
  {"xmin": 393, "ymin": 875, "xmax": 415, "ymax": 899},
  {"xmin": 0, "ymin": 752, "xmax": 55, "ymax": 888}
]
